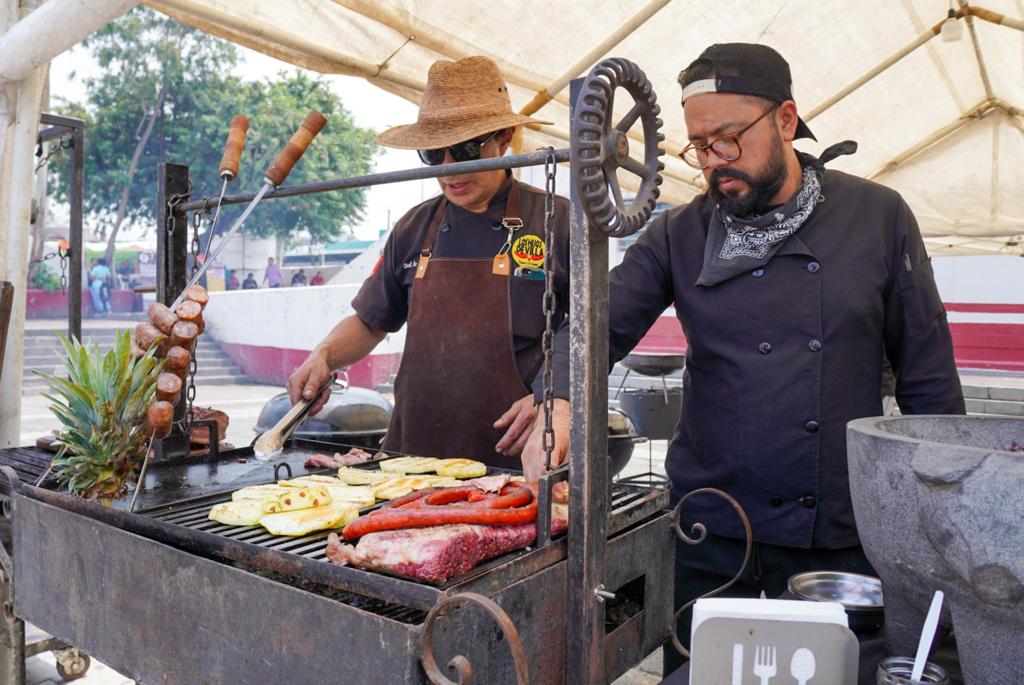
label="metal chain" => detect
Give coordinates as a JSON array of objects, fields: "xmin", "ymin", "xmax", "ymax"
[
  {"xmin": 184, "ymin": 210, "xmax": 206, "ymax": 431},
  {"xmin": 34, "ymin": 137, "xmax": 73, "ymax": 172},
  {"xmin": 58, "ymin": 246, "xmax": 68, "ymax": 293},
  {"xmin": 540, "ymin": 148, "xmax": 558, "ymax": 471}
]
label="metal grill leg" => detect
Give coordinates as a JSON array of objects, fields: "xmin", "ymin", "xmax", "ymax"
[{"xmin": 0, "ymin": 563, "xmax": 25, "ymax": 685}]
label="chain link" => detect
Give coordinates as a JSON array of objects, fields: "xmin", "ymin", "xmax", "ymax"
[
  {"xmin": 184, "ymin": 210, "xmax": 206, "ymax": 431},
  {"xmin": 540, "ymin": 148, "xmax": 558, "ymax": 472},
  {"xmin": 58, "ymin": 246, "xmax": 68, "ymax": 293}
]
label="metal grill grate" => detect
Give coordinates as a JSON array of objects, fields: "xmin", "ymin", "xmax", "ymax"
[{"xmin": 0, "ymin": 447, "xmax": 53, "ymax": 495}]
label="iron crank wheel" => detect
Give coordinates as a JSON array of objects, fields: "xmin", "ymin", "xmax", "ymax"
[
  {"xmin": 54, "ymin": 647, "xmax": 91, "ymax": 681},
  {"xmin": 571, "ymin": 57, "xmax": 664, "ymax": 237}
]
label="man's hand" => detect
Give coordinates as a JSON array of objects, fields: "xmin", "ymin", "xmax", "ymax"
[
  {"xmin": 494, "ymin": 395, "xmax": 538, "ymax": 457},
  {"xmin": 521, "ymin": 398, "xmax": 570, "ymax": 482},
  {"xmin": 286, "ymin": 350, "xmax": 334, "ymax": 416}
]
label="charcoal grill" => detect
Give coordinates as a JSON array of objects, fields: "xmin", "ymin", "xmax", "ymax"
[{"xmin": 5, "ymin": 442, "xmax": 675, "ymax": 684}]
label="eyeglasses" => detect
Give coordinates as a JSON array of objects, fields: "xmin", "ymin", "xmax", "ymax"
[
  {"xmin": 678, "ymin": 106, "xmax": 777, "ymax": 170},
  {"xmin": 418, "ymin": 131, "xmax": 501, "ymax": 166}
]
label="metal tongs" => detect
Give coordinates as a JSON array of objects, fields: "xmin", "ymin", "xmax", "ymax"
[{"xmin": 252, "ymin": 373, "xmax": 339, "ymax": 460}]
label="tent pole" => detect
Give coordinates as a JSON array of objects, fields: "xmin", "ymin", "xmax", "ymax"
[
  {"xmin": 969, "ymin": 6, "xmax": 1024, "ymax": 32},
  {"xmin": 0, "ymin": 52, "xmax": 46, "ymax": 447},
  {"xmin": 804, "ymin": 14, "xmax": 952, "ymax": 122},
  {"xmin": 959, "ymin": 0, "xmax": 995, "ymax": 102},
  {"xmin": 868, "ymin": 99, "xmax": 995, "ymax": 180}
]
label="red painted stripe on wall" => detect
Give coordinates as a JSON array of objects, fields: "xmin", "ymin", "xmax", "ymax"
[
  {"xmin": 944, "ymin": 302, "xmax": 1024, "ymax": 314},
  {"xmin": 219, "ymin": 341, "xmax": 402, "ymax": 388}
]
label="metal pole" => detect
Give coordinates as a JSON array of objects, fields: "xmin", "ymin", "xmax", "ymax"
[
  {"xmin": 0, "ymin": 566, "xmax": 26, "ymax": 684},
  {"xmin": 176, "ymin": 148, "xmax": 570, "ymax": 214},
  {"xmin": 155, "ymin": 163, "xmax": 191, "ymax": 460},
  {"xmin": 68, "ymin": 126, "xmax": 83, "ymax": 342},
  {"xmin": 566, "ymin": 77, "xmax": 610, "ymax": 684}
]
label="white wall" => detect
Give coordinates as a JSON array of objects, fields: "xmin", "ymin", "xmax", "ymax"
[{"xmin": 933, "ymin": 255, "xmax": 1024, "ymax": 304}]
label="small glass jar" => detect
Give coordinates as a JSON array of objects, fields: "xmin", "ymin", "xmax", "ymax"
[{"xmin": 876, "ymin": 656, "xmax": 950, "ymax": 684}]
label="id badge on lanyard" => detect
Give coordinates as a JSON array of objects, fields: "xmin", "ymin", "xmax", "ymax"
[{"xmin": 493, "ymin": 217, "xmax": 523, "ymax": 276}]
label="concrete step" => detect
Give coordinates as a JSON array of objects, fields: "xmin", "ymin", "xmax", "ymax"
[{"xmin": 965, "ymin": 398, "xmax": 1024, "ymax": 417}]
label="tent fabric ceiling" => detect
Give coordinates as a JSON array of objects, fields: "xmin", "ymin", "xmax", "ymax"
[{"xmin": 145, "ymin": 0, "xmax": 1024, "ymax": 256}]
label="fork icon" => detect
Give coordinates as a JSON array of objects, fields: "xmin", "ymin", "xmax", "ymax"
[{"xmin": 753, "ymin": 645, "xmax": 777, "ymax": 684}]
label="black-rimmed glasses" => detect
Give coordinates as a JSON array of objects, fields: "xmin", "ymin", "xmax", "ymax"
[
  {"xmin": 418, "ymin": 131, "xmax": 501, "ymax": 166},
  {"xmin": 678, "ymin": 106, "xmax": 777, "ymax": 170}
]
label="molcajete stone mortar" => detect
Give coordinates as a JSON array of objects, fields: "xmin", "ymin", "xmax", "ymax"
[{"xmin": 847, "ymin": 415, "xmax": 1024, "ymax": 684}]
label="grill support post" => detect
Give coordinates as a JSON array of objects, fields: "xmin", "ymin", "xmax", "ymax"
[
  {"xmin": 566, "ymin": 77, "xmax": 611, "ymax": 684},
  {"xmin": 155, "ymin": 163, "xmax": 192, "ymax": 460}
]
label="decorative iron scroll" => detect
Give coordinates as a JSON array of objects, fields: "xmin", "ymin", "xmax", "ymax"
[
  {"xmin": 421, "ymin": 592, "xmax": 529, "ymax": 685},
  {"xmin": 669, "ymin": 487, "xmax": 753, "ymax": 658},
  {"xmin": 571, "ymin": 57, "xmax": 665, "ymax": 237}
]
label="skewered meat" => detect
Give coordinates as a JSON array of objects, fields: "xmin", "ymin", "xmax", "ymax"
[
  {"xmin": 155, "ymin": 372, "xmax": 183, "ymax": 405},
  {"xmin": 147, "ymin": 302, "xmax": 178, "ymax": 334},
  {"xmin": 170, "ymin": 320, "xmax": 199, "ymax": 348},
  {"xmin": 184, "ymin": 284, "xmax": 209, "ymax": 307},
  {"xmin": 164, "ymin": 346, "xmax": 190, "ymax": 379},
  {"xmin": 134, "ymin": 322, "xmax": 168, "ymax": 355},
  {"xmin": 147, "ymin": 400, "xmax": 174, "ymax": 438}
]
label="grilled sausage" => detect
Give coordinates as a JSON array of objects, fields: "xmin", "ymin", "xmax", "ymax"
[
  {"xmin": 146, "ymin": 400, "xmax": 174, "ymax": 439},
  {"xmin": 134, "ymin": 322, "xmax": 168, "ymax": 356},
  {"xmin": 130, "ymin": 339, "xmax": 146, "ymax": 360},
  {"xmin": 147, "ymin": 302, "xmax": 178, "ymax": 334},
  {"xmin": 164, "ymin": 346, "xmax": 191, "ymax": 379},
  {"xmin": 170, "ymin": 320, "xmax": 199, "ymax": 348},
  {"xmin": 184, "ymin": 284, "xmax": 209, "ymax": 308},
  {"xmin": 175, "ymin": 299, "xmax": 202, "ymax": 322},
  {"xmin": 342, "ymin": 485, "xmax": 537, "ymax": 541},
  {"xmin": 155, "ymin": 372, "xmax": 183, "ymax": 405}
]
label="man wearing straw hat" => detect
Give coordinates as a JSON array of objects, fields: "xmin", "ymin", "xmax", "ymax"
[
  {"xmin": 522, "ymin": 43, "xmax": 964, "ymax": 673},
  {"xmin": 288, "ymin": 56, "xmax": 569, "ymax": 469}
]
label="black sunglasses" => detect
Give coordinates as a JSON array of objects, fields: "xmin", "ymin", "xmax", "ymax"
[{"xmin": 418, "ymin": 131, "xmax": 501, "ymax": 166}]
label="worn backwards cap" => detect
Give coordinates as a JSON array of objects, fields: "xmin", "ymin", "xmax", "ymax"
[{"xmin": 678, "ymin": 43, "xmax": 816, "ymax": 141}]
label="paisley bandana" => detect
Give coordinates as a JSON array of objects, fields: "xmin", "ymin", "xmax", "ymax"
[{"xmin": 696, "ymin": 152, "xmax": 824, "ymax": 287}]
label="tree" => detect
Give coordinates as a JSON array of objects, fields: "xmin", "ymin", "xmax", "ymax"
[{"xmin": 53, "ymin": 7, "xmax": 377, "ymax": 262}]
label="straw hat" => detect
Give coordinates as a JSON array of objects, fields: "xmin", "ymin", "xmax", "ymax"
[{"xmin": 376, "ymin": 56, "xmax": 551, "ymax": 150}]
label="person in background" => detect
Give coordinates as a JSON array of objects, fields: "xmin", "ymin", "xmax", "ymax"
[
  {"xmin": 242, "ymin": 273, "xmax": 258, "ymax": 289},
  {"xmin": 88, "ymin": 257, "xmax": 112, "ymax": 315},
  {"xmin": 291, "ymin": 268, "xmax": 308, "ymax": 287},
  {"xmin": 227, "ymin": 271, "xmax": 241, "ymax": 291},
  {"xmin": 310, "ymin": 271, "xmax": 326, "ymax": 286},
  {"xmin": 262, "ymin": 256, "xmax": 283, "ymax": 288},
  {"xmin": 116, "ymin": 259, "xmax": 133, "ymax": 289}
]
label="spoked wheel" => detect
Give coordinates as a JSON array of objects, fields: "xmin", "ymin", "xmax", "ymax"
[{"xmin": 571, "ymin": 57, "xmax": 665, "ymax": 237}]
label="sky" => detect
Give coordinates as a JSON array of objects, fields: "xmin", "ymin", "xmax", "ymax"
[{"xmin": 49, "ymin": 40, "xmax": 436, "ymax": 243}]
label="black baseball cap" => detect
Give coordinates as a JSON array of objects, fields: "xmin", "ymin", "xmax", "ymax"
[{"xmin": 678, "ymin": 43, "xmax": 816, "ymax": 141}]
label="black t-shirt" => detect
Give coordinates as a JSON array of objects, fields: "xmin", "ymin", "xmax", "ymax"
[{"xmin": 352, "ymin": 176, "xmax": 570, "ymax": 386}]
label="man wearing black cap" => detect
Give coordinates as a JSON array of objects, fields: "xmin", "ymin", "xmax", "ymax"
[{"xmin": 522, "ymin": 43, "xmax": 964, "ymax": 673}]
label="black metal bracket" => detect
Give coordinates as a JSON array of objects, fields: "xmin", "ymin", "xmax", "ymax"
[
  {"xmin": 536, "ymin": 465, "xmax": 568, "ymax": 549},
  {"xmin": 668, "ymin": 487, "xmax": 753, "ymax": 658}
]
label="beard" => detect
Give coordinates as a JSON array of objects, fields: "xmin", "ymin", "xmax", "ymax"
[{"xmin": 709, "ymin": 133, "xmax": 788, "ymax": 218}]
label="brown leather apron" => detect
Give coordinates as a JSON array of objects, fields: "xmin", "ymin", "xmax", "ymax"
[{"xmin": 382, "ymin": 182, "xmax": 531, "ymax": 469}]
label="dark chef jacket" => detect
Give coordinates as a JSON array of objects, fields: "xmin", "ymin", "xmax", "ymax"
[
  {"xmin": 352, "ymin": 175, "xmax": 570, "ymax": 389},
  {"xmin": 544, "ymin": 169, "xmax": 964, "ymax": 549}
]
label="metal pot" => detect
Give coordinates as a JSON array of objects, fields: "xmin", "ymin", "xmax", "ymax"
[
  {"xmin": 255, "ymin": 384, "xmax": 392, "ymax": 450},
  {"xmin": 608, "ymin": 408, "xmax": 646, "ymax": 477},
  {"xmin": 619, "ymin": 386, "xmax": 682, "ymax": 440}
]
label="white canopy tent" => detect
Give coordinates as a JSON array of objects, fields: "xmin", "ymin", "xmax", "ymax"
[{"xmin": 0, "ymin": 0, "xmax": 1022, "ymax": 442}]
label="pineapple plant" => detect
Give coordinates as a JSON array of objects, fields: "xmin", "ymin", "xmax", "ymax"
[{"xmin": 37, "ymin": 330, "xmax": 163, "ymax": 505}]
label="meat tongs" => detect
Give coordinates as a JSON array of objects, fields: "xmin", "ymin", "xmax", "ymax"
[{"xmin": 253, "ymin": 373, "xmax": 337, "ymax": 460}]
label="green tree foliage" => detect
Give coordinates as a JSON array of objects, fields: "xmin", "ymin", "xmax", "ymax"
[{"xmin": 54, "ymin": 7, "xmax": 377, "ymax": 248}]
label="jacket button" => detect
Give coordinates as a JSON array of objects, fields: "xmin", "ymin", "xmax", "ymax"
[
  {"xmin": 807, "ymin": 261, "xmax": 821, "ymax": 273},
  {"xmin": 758, "ymin": 342, "xmax": 772, "ymax": 354},
  {"xmin": 805, "ymin": 420, "xmax": 820, "ymax": 433},
  {"xmin": 808, "ymin": 339, "xmax": 822, "ymax": 352},
  {"xmin": 752, "ymin": 268, "xmax": 765, "ymax": 278},
  {"xmin": 800, "ymin": 496, "xmax": 817, "ymax": 509},
  {"xmin": 769, "ymin": 497, "xmax": 783, "ymax": 508}
]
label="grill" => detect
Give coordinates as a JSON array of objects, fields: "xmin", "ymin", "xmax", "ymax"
[
  {"xmin": 8, "ymin": 442, "xmax": 675, "ymax": 684},
  {"xmin": 0, "ymin": 447, "xmax": 52, "ymax": 495}
]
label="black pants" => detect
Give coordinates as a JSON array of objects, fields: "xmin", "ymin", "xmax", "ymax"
[{"xmin": 662, "ymin": 533, "xmax": 876, "ymax": 677}]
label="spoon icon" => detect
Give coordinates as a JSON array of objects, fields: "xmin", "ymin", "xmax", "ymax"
[{"xmin": 790, "ymin": 647, "xmax": 816, "ymax": 684}]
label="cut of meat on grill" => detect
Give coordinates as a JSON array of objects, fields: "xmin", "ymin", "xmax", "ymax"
[
  {"xmin": 303, "ymin": 448, "xmax": 374, "ymax": 470},
  {"xmin": 325, "ymin": 523, "xmax": 538, "ymax": 584},
  {"xmin": 325, "ymin": 504, "xmax": 569, "ymax": 584},
  {"xmin": 189, "ymin": 407, "xmax": 229, "ymax": 447}
]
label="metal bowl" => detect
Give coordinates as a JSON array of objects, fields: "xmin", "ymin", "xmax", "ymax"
[
  {"xmin": 621, "ymin": 352, "xmax": 686, "ymax": 377},
  {"xmin": 788, "ymin": 570, "xmax": 885, "ymax": 634}
]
